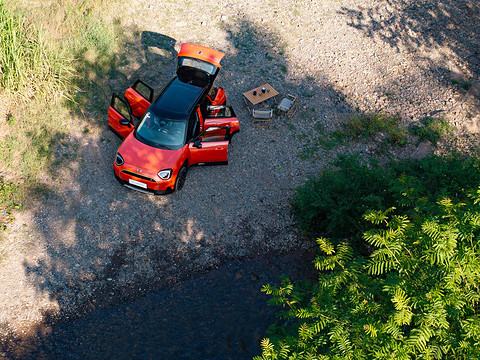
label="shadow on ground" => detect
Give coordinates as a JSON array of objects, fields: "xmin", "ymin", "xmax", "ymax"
[{"xmin": 339, "ymin": 0, "xmax": 480, "ymax": 94}]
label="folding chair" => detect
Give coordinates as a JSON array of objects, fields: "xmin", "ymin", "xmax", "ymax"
[
  {"xmin": 277, "ymin": 94, "xmax": 297, "ymax": 119},
  {"xmin": 252, "ymin": 108, "xmax": 273, "ymax": 128}
]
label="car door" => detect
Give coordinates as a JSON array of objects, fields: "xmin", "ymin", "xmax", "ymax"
[
  {"xmin": 124, "ymin": 79, "xmax": 154, "ymax": 118},
  {"xmin": 176, "ymin": 43, "xmax": 224, "ymax": 87},
  {"xmin": 203, "ymin": 105, "xmax": 240, "ymax": 135},
  {"xmin": 188, "ymin": 126, "xmax": 230, "ymax": 165},
  {"xmin": 108, "ymin": 94, "xmax": 134, "ymax": 139}
]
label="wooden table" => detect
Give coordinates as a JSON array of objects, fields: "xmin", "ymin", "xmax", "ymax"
[{"xmin": 243, "ymin": 83, "xmax": 279, "ymax": 107}]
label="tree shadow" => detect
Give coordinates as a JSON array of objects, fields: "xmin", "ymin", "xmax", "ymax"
[{"xmin": 338, "ymin": 1, "xmax": 480, "ymax": 93}]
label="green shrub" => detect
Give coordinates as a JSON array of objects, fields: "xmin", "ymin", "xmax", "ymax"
[
  {"xmin": 293, "ymin": 153, "xmax": 480, "ymax": 246},
  {"xmin": 342, "ymin": 112, "xmax": 401, "ymax": 139},
  {"xmin": 259, "ymin": 195, "xmax": 480, "ymax": 359}
]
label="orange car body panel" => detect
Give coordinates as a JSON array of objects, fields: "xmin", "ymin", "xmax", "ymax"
[
  {"xmin": 208, "ymin": 88, "xmax": 226, "ymax": 105},
  {"xmin": 177, "ymin": 43, "xmax": 225, "ymax": 68},
  {"xmin": 114, "ymin": 133, "xmax": 229, "ymax": 192},
  {"xmin": 204, "ymin": 116, "xmax": 240, "ymax": 134},
  {"xmin": 108, "ymin": 106, "xmax": 134, "ymax": 139},
  {"xmin": 125, "ymin": 87, "xmax": 150, "ymax": 118},
  {"xmin": 189, "ymin": 141, "xmax": 229, "ymax": 164}
]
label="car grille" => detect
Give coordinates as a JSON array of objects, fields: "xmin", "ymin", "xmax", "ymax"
[{"xmin": 120, "ymin": 170, "xmax": 157, "ymax": 183}]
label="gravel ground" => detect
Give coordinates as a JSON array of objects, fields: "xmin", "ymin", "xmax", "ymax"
[{"xmin": 1, "ymin": 0, "xmax": 479, "ymax": 343}]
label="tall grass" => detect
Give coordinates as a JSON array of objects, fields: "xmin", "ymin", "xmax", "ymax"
[{"xmin": 0, "ymin": 0, "xmax": 74, "ymax": 98}]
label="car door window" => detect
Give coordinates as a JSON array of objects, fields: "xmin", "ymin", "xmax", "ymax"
[
  {"xmin": 132, "ymin": 79, "xmax": 154, "ymax": 102},
  {"xmin": 202, "ymin": 127, "xmax": 229, "ymax": 142},
  {"xmin": 111, "ymin": 94, "xmax": 131, "ymax": 121}
]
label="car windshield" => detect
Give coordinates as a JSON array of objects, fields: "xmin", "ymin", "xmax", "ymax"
[{"xmin": 135, "ymin": 111, "xmax": 187, "ymax": 150}]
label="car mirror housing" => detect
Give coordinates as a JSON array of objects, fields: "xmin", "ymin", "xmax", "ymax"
[{"xmin": 193, "ymin": 140, "xmax": 202, "ymax": 149}]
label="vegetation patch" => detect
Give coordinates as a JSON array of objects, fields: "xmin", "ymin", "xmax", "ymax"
[
  {"xmin": 409, "ymin": 117, "xmax": 453, "ymax": 146},
  {"xmin": 451, "ymin": 78, "xmax": 473, "ymax": 91},
  {"xmin": 299, "ymin": 112, "xmax": 409, "ymax": 159},
  {"xmin": 0, "ymin": 0, "xmax": 74, "ymax": 97},
  {"xmin": 293, "ymin": 153, "xmax": 480, "ymax": 248},
  {"xmin": 0, "ymin": 177, "xmax": 23, "ymax": 231},
  {"xmin": 260, "ymin": 152, "xmax": 480, "ymax": 359}
]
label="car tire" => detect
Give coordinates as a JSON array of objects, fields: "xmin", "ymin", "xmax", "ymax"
[{"xmin": 175, "ymin": 164, "xmax": 188, "ymax": 191}]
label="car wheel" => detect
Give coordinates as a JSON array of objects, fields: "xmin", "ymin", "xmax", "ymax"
[{"xmin": 175, "ymin": 165, "xmax": 188, "ymax": 191}]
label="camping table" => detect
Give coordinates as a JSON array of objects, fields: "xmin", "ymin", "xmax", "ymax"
[{"xmin": 243, "ymin": 83, "xmax": 279, "ymax": 108}]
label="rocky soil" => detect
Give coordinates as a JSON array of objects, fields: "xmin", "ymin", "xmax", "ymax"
[{"xmin": 0, "ymin": 0, "xmax": 479, "ymax": 346}]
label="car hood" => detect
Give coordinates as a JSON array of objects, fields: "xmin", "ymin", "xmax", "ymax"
[{"xmin": 118, "ymin": 133, "xmax": 182, "ymax": 172}]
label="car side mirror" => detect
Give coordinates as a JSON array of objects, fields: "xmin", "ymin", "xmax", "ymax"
[
  {"xmin": 119, "ymin": 118, "xmax": 130, "ymax": 127},
  {"xmin": 193, "ymin": 140, "xmax": 202, "ymax": 149}
]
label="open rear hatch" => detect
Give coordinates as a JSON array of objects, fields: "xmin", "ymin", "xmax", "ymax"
[{"xmin": 176, "ymin": 43, "xmax": 225, "ymax": 88}]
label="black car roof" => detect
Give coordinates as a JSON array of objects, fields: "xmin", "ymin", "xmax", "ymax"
[{"xmin": 150, "ymin": 77, "xmax": 206, "ymax": 119}]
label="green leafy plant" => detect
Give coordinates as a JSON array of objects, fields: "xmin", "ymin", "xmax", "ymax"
[
  {"xmin": 451, "ymin": 79, "xmax": 472, "ymax": 91},
  {"xmin": 293, "ymin": 153, "xmax": 480, "ymax": 248},
  {"xmin": 258, "ymin": 189, "xmax": 480, "ymax": 359}
]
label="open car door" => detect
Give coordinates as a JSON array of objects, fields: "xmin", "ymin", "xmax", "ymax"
[
  {"xmin": 124, "ymin": 79, "xmax": 154, "ymax": 118},
  {"xmin": 204, "ymin": 105, "xmax": 240, "ymax": 135},
  {"xmin": 177, "ymin": 43, "xmax": 224, "ymax": 87},
  {"xmin": 108, "ymin": 94, "xmax": 134, "ymax": 139},
  {"xmin": 188, "ymin": 126, "xmax": 230, "ymax": 165}
]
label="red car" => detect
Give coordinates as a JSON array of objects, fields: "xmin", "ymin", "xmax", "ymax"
[{"xmin": 108, "ymin": 43, "xmax": 240, "ymax": 194}]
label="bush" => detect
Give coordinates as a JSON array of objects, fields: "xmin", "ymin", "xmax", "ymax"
[
  {"xmin": 293, "ymin": 153, "xmax": 480, "ymax": 247},
  {"xmin": 259, "ymin": 186, "xmax": 480, "ymax": 359}
]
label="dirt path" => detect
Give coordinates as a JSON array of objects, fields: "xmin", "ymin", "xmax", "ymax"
[{"xmin": 1, "ymin": 0, "xmax": 479, "ymax": 342}]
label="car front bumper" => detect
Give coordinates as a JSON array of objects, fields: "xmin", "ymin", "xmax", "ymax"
[{"xmin": 114, "ymin": 171, "xmax": 174, "ymax": 195}]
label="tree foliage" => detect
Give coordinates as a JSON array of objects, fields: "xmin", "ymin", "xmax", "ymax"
[
  {"xmin": 257, "ymin": 177, "xmax": 480, "ymax": 359},
  {"xmin": 293, "ymin": 154, "xmax": 480, "ymax": 249}
]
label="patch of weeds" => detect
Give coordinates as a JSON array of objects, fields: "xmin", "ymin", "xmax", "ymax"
[
  {"xmin": 409, "ymin": 117, "xmax": 453, "ymax": 146},
  {"xmin": 278, "ymin": 42, "xmax": 288, "ymax": 56},
  {"xmin": 265, "ymin": 53, "xmax": 274, "ymax": 61},
  {"xmin": 280, "ymin": 65, "xmax": 288, "ymax": 73},
  {"xmin": 451, "ymin": 79, "xmax": 472, "ymax": 91},
  {"xmin": 0, "ymin": 2, "xmax": 74, "ymax": 96},
  {"xmin": 342, "ymin": 112, "xmax": 402, "ymax": 139},
  {"xmin": 385, "ymin": 92, "xmax": 397, "ymax": 101},
  {"xmin": 0, "ymin": 177, "xmax": 23, "ymax": 229},
  {"xmin": 6, "ymin": 113, "xmax": 15, "ymax": 125},
  {"xmin": 388, "ymin": 127, "xmax": 408, "ymax": 146},
  {"xmin": 299, "ymin": 145, "xmax": 320, "ymax": 160}
]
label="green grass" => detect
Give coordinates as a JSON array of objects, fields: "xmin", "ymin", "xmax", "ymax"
[
  {"xmin": 451, "ymin": 79, "xmax": 472, "ymax": 91},
  {"xmin": 0, "ymin": 0, "xmax": 125, "ymax": 215},
  {"xmin": 409, "ymin": 117, "xmax": 453, "ymax": 146},
  {"xmin": 299, "ymin": 113, "xmax": 409, "ymax": 159},
  {"xmin": 0, "ymin": 1, "xmax": 74, "ymax": 97},
  {"xmin": 336, "ymin": 112, "xmax": 402, "ymax": 139}
]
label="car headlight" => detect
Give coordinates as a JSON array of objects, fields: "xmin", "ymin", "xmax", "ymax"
[
  {"xmin": 115, "ymin": 153, "xmax": 124, "ymax": 166},
  {"xmin": 158, "ymin": 169, "xmax": 172, "ymax": 180}
]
